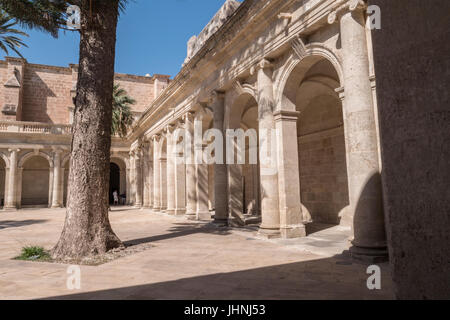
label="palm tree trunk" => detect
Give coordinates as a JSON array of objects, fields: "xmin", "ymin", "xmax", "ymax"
[{"xmin": 52, "ymin": 0, "xmax": 122, "ymax": 260}]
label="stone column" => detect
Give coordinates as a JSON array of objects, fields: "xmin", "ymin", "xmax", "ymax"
[
  {"xmin": 195, "ymin": 143, "xmax": 210, "ymax": 221},
  {"xmin": 152, "ymin": 135, "xmax": 161, "ymax": 211},
  {"xmin": 142, "ymin": 142, "xmax": 151, "ymax": 208},
  {"xmin": 274, "ymin": 110, "xmax": 306, "ymax": 238},
  {"xmin": 256, "ymin": 59, "xmax": 281, "ymax": 238},
  {"xmin": 142, "ymin": 141, "xmax": 153, "ymax": 209},
  {"xmin": 51, "ymin": 149, "xmax": 63, "ymax": 208},
  {"xmin": 166, "ymin": 125, "xmax": 176, "ymax": 214},
  {"xmin": 126, "ymin": 166, "xmax": 131, "ymax": 205},
  {"xmin": 339, "ymin": 2, "xmax": 387, "ymax": 261},
  {"xmin": 134, "ymin": 148, "xmax": 143, "ymax": 208},
  {"xmin": 129, "ymin": 152, "xmax": 135, "ymax": 205},
  {"xmin": 4, "ymin": 149, "xmax": 19, "ymax": 210},
  {"xmin": 184, "ymin": 112, "xmax": 197, "ymax": 219},
  {"xmin": 159, "ymin": 139, "xmax": 167, "ymax": 212},
  {"xmin": 212, "ymin": 91, "xmax": 228, "ymax": 225},
  {"xmin": 174, "ymin": 120, "xmax": 186, "ymax": 215}
]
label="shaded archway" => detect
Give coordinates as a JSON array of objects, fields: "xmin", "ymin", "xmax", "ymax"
[
  {"xmin": 283, "ymin": 56, "xmax": 350, "ymax": 227},
  {"xmin": 21, "ymin": 155, "xmax": 51, "ymax": 207},
  {"xmin": 0, "ymin": 157, "xmax": 6, "ymax": 208},
  {"xmin": 110, "ymin": 157, "xmax": 127, "ymax": 205},
  {"xmin": 109, "ymin": 163, "xmax": 120, "ymax": 204},
  {"xmin": 227, "ymin": 92, "xmax": 261, "ymax": 225}
]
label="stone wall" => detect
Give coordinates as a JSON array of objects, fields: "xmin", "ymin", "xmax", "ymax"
[
  {"xmin": 298, "ymin": 127, "xmax": 349, "ymax": 225},
  {"xmin": 21, "ymin": 156, "xmax": 50, "ymax": 206},
  {"xmin": 369, "ymin": 0, "xmax": 450, "ymax": 299},
  {"xmin": 21, "ymin": 65, "xmax": 72, "ymax": 124},
  {"xmin": 0, "ymin": 58, "xmax": 170, "ymax": 124}
]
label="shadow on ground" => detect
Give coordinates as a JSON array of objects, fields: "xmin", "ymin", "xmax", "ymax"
[
  {"xmin": 124, "ymin": 223, "xmax": 231, "ymax": 246},
  {"xmin": 0, "ymin": 219, "xmax": 48, "ymax": 230},
  {"xmin": 44, "ymin": 254, "xmax": 393, "ymax": 300}
]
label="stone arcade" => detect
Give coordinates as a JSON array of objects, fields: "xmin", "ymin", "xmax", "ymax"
[{"xmin": 0, "ymin": 0, "xmax": 387, "ymax": 261}]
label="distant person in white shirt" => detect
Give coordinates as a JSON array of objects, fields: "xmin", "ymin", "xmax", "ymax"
[{"xmin": 113, "ymin": 190, "xmax": 119, "ymax": 206}]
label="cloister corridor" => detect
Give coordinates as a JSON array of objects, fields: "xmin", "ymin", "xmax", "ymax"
[{"xmin": 0, "ymin": 207, "xmax": 393, "ymax": 300}]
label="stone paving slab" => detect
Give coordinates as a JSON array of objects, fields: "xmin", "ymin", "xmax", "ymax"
[{"xmin": 0, "ymin": 207, "xmax": 394, "ymax": 300}]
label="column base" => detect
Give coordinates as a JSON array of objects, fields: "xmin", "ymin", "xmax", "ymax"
[
  {"xmin": 213, "ymin": 218, "xmax": 228, "ymax": 227},
  {"xmin": 174, "ymin": 209, "xmax": 186, "ymax": 216},
  {"xmin": 196, "ymin": 211, "xmax": 211, "ymax": 221},
  {"xmin": 166, "ymin": 209, "xmax": 176, "ymax": 215},
  {"xmin": 280, "ymin": 224, "xmax": 306, "ymax": 239},
  {"xmin": 257, "ymin": 227, "xmax": 281, "ymax": 240},
  {"xmin": 349, "ymin": 245, "xmax": 389, "ymax": 263},
  {"xmin": 185, "ymin": 211, "xmax": 197, "ymax": 220},
  {"xmin": 3, "ymin": 206, "xmax": 18, "ymax": 212}
]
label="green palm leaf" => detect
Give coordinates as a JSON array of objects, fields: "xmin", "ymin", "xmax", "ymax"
[
  {"xmin": 0, "ymin": 11, "xmax": 28, "ymax": 58},
  {"xmin": 112, "ymin": 84, "xmax": 135, "ymax": 138}
]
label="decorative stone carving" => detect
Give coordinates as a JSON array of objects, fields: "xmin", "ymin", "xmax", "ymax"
[
  {"xmin": 327, "ymin": 11, "xmax": 337, "ymax": 24},
  {"xmin": 348, "ymin": 0, "xmax": 366, "ymax": 11},
  {"xmin": 290, "ymin": 36, "xmax": 307, "ymax": 60},
  {"xmin": 183, "ymin": 0, "xmax": 241, "ymax": 66}
]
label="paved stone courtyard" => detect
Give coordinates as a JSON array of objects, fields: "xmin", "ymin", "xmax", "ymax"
[{"xmin": 0, "ymin": 208, "xmax": 394, "ymax": 300}]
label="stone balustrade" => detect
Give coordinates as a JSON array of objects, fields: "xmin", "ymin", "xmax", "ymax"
[{"xmin": 0, "ymin": 121, "xmax": 72, "ymax": 135}]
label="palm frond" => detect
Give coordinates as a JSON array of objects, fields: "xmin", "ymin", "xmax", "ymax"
[
  {"xmin": 111, "ymin": 83, "xmax": 135, "ymax": 138},
  {"xmin": 0, "ymin": 11, "xmax": 28, "ymax": 58}
]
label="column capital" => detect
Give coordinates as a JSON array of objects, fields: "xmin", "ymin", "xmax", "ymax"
[
  {"xmin": 255, "ymin": 59, "xmax": 273, "ymax": 72},
  {"xmin": 184, "ymin": 111, "xmax": 196, "ymax": 122},
  {"xmin": 8, "ymin": 148, "xmax": 20, "ymax": 154},
  {"xmin": 210, "ymin": 90, "xmax": 225, "ymax": 102},
  {"xmin": 165, "ymin": 123, "xmax": 176, "ymax": 134},
  {"xmin": 152, "ymin": 134, "xmax": 161, "ymax": 142},
  {"xmin": 327, "ymin": 0, "xmax": 367, "ymax": 24},
  {"xmin": 348, "ymin": 0, "xmax": 366, "ymax": 12},
  {"xmin": 52, "ymin": 147, "xmax": 63, "ymax": 155},
  {"xmin": 335, "ymin": 87, "xmax": 345, "ymax": 101},
  {"xmin": 274, "ymin": 110, "xmax": 301, "ymax": 122}
]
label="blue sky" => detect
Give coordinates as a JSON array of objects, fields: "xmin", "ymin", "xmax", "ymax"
[{"xmin": 4, "ymin": 0, "xmax": 233, "ymax": 78}]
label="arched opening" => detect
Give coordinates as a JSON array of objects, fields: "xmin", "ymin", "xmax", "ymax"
[
  {"xmin": 227, "ymin": 92, "xmax": 261, "ymax": 225},
  {"xmin": 110, "ymin": 162, "xmax": 120, "ymax": 204},
  {"xmin": 21, "ymin": 155, "xmax": 51, "ymax": 207},
  {"xmin": 0, "ymin": 157, "xmax": 6, "ymax": 208},
  {"xmin": 284, "ymin": 56, "xmax": 350, "ymax": 228},
  {"xmin": 110, "ymin": 157, "xmax": 127, "ymax": 205}
]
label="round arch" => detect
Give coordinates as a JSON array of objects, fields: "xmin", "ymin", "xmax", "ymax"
[
  {"xmin": 20, "ymin": 153, "xmax": 52, "ymax": 207},
  {"xmin": 275, "ymin": 43, "xmax": 343, "ymax": 110},
  {"xmin": 18, "ymin": 151, "xmax": 53, "ymax": 169},
  {"xmin": 276, "ymin": 45, "xmax": 350, "ymax": 227}
]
